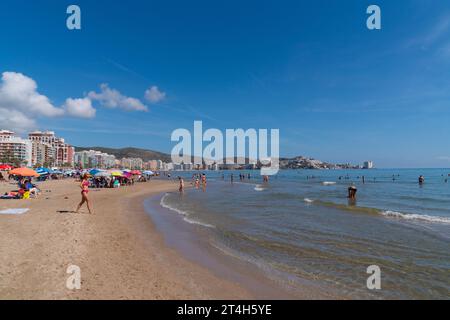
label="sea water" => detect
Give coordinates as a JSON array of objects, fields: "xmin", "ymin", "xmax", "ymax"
[{"xmin": 153, "ymin": 169, "xmax": 450, "ymax": 299}]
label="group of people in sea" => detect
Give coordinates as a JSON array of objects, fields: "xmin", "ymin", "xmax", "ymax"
[
  {"xmin": 178, "ymin": 173, "xmax": 208, "ymax": 192},
  {"xmin": 311, "ymin": 173, "xmax": 450, "ymax": 202},
  {"xmin": 177, "ymin": 172, "xmax": 272, "ymax": 193}
]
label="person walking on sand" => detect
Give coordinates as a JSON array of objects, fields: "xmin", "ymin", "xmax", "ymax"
[{"xmin": 76, "ymin": 174, "xmax": 92, "ymax": 214}]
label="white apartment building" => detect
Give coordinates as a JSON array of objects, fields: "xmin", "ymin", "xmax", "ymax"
[
  {"xmin": 74, "ymin": 150, "xmax": 116, "ymax": 169},
  {"xmin": 0, "ymin": 130, "xmax": 15, "ymax": 140},
  {"xmin": 0, "ymin": 131, "xmax": 32, "ymax": 166},
  {"xmin": 363, "ymin": 161, "xmax": 374, "ymax": 169},
  {"xmin": 31, "ymin": 142, "xmax": 55, "ymax": 166},
  {"xmin": 28, "ymin": 131, "xmax": 74, "ymax": 166},
  {"xmin": 121, "ymin": 157, "xmax": 143, "ymax": 170}
]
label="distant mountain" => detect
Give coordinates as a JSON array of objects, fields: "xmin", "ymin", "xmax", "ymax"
[
  {"xmin": 279, "ymin": 156, "xmax": 359, "ymax": 169},
  {"xmin": 74, "ymin": 146, "xmax": 172, "ymax": 162}
]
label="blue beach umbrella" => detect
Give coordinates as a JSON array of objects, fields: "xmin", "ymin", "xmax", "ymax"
[
  {"xmin": 89, "ymin": 169, "xmax": 102, "ymax": 175},
  {"xmin": 36, "ymin": 167, "xmax": 52, "ymax": 175}
]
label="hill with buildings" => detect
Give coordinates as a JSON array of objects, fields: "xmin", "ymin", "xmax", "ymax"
[
  {"xmin": 74, "ymin": 146, "xmax": 172, "ymax": 163},
  {"xmin": 279, "ymin": 156, "xmax": 360, "ymax": 169}
]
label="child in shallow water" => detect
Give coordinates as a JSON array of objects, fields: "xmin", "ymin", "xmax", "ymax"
[{"xmin": 178, "ymin": 177, "xmax": 185, "ymax": 192}]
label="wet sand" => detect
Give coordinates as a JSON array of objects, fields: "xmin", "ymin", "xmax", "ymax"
[{"xmin": 0, "ymin": 178, "xmax": 251, "ymax": 299}]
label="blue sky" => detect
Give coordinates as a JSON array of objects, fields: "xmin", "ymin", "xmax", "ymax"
[{"xmin": 1, "ymin": 0, "xmax": 450, "ymax": 168}]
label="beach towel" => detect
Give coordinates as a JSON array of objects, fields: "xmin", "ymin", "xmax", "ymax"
[{"xmin": 0, "ymin": 208, "xmax": 30, "ymax": 215}]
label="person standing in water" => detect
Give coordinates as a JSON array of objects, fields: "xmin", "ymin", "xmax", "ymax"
[
  {"xmin": 201, "ymin": 173, "xmax": 207, "ymax": 187},
  {"xmin": 348, "ymin": 185, "xmax": 357, "ymax": 200},
  {"xmin": 178, "ymin": 176, "xmax": 185, "ymax": 192},
  {"xmin": 76, "ymin": 173, "xmax": 93, "ymax": 214},
  {"xmin": 418, "ymin": 175, "xmax": 425, "ymax": 185},
  {"xmin": 231, "ymin": 174, "xmax": 234, "ymax": 183}
]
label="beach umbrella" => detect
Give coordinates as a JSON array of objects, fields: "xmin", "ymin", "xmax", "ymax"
[
  {"xmin": 94, "ymin": 171, "xmax": 110, "ymax": 177},
  {"xmin": 122, "ymin": 172, "xmax": 132, "ymax": 178},
  {"xmin": 130, "ymin": 170, "xmax": 141, "ymax": 175},
  {"xmin": 36, "ymin": 167, "xmax": 52, "ymax": 175},
  {"xmin": 89, "ymin": 169, "xmax": 103, "ymax": 175},
  {"xmin": 110, "ymin": 171, "xmax": 123, "ymax": 177},
  {"xmin": 9, "ymin": 167, "xmax": 39, "ymax": 177},
  {"xmin": 143, "ymin": 170, "xmax": 154, "ymax": 175},
  {"xmin": 0, "ymin": 164, "xmax": 13, "ymax": 170}
]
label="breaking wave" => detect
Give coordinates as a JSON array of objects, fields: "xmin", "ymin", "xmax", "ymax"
[{"xmin": 160, "ymin": 193, "xmax": 215, "ymax": 228}]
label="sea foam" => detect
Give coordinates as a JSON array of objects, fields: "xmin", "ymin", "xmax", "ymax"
[
  {"xmin": 160, "ymin": 193, "xmax": 215, "ymax": 228},
  {"xmin": 381, "ymin": 210, "xmax": 450, "ymax": 224}
]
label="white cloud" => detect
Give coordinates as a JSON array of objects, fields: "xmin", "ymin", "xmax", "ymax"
[
  {"xmin": 64, "ymin": 97, "xmax": 96, "ymax": 119},
  {"xmin": 0, "ymin": 71, "xmax": 64, "ymax": 117},
  {"xmin": 0, "ymin": 72, "xmax": 164, "ymax": 133},
  {"xmin": 0, "ymin": 107, "xmax": 36, "ymax": 133},
  {"xmin": 145, "ymin": 86, "xmax": 166, "ymax": 103},
  {"xmin": 88, "ymin": 83, "xmax": 148, "ymax": 111},
  {"xmin": 0, "ymin": 71, "xmax": 68, "ymax": 132}
]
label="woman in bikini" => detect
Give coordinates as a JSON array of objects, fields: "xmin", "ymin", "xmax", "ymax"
[{"xmin": 76, "ymin": 173, "xmax": 93, "ymax": 214}]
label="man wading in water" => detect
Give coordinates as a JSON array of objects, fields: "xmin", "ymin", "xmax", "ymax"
[{"xmin": 348, "ymin": 185, "xmax": 357, "ymax": 200}]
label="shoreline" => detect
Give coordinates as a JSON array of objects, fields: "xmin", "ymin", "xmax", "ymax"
[
  {"xmin": 0, "ymin": 179, "xmax": 251, "ymax": 299},
  {"xmin": 145, "ymin": 191, "xmax": 341, "ymax": 299}
]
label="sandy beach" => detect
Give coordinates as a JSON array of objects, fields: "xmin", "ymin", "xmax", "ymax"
[{"xmin": 0, "ymin": 178, "xmax": 252, "ymax": 299}]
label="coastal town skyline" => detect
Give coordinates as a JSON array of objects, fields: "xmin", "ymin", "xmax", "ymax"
[
  {"xmin": 0, "ymin": 128, "xmax": 372, "ymax": 170},
  {"xmin": 1, "ymin": 1, "xmax": 450, "ymax": 168}
]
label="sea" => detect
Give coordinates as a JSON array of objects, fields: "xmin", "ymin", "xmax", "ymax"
[{"xmin": 145, "ymin": 169, "xmax": 450, "ymax": 299}]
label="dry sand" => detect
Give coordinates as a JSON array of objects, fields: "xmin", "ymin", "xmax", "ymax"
[{"xmin": 0, "ymin": 178, "xmax": 251, "ymax": 299}]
